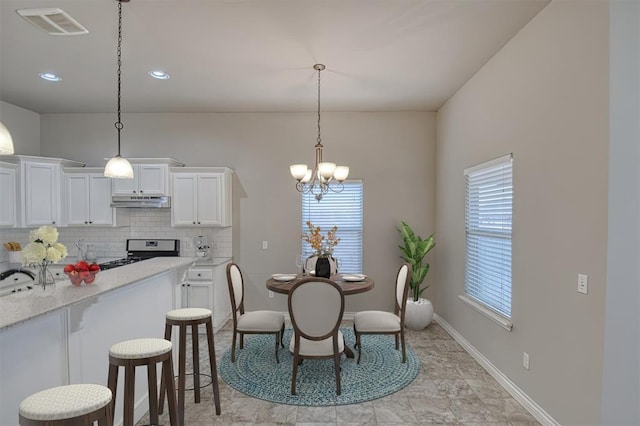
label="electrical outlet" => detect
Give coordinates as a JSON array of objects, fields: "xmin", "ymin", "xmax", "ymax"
[
  {"xmin": 262, "ymin": 241, "xmax": 269, "ymax": 250},
  {"xmin": 577, "ymin": 274, "xmax": 588, "ymax": 294},
  {"xmin": 523, "ymin": 352, "xmax": 530, "ymax": 370},
  {"xmin": 268, "ymin": 290, "xmax": 274, "ymax": 299}
]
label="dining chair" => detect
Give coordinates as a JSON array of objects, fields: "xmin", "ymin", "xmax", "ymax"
[
  {"xmin": 353, "ymin": 263, "xmax": 412, "ymax": 363},
  {"xmin": 226, "ymin": 263, "xmax": 285, "ymax": 362},
  {"xmin": 288, "ymin": 277, "xmax": 345, "ymax": 395}
]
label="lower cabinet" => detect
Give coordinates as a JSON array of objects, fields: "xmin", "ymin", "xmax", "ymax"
[{"xmin": 181, "ymin": 262, "xmax": 231, "ymax": 331}]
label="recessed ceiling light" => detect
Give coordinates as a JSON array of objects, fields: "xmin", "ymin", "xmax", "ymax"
[
  {"xmin": 39, "ymin": 72, "xmax": 62, "ymax": 82},
  {"xmin": 149, "ymin": 70, "xmax": 170, "ymax": 80}
]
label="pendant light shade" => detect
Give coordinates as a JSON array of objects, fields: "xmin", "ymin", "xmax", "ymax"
[
  {"xmin": 105, "ymin": 0, "xmax": 133, "ymax": 179},
  {"xmin": 0, "ymin": 121, "xmax": 15, "ymax": 155},
  {"xmin": 104, "ymin": 155, "xmax": 134, "ymax": 178}
]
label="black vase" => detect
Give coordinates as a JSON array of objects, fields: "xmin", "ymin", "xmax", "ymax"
[{"xmin": 315, "ymin": 256, "xmax": 331, "ymax": 278}]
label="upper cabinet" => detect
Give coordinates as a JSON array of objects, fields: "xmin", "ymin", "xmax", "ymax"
[
  {"xmin": 0, "ymin": 162, "xmax": 17, "ymax": 227},
  {"xmin": 2, "ymin": 155, "xmax": 85, "ymax": 227},
  {"xmin": 170, "ymin": 167, "xmax": 233, "ymax": 227},
  {"xmin": 63, "ymin": 168, "xmax": 124, "ymax": 226},
  {"xmin": 111, "ymin": 159, "xmax": 184, "ymax": 196}
]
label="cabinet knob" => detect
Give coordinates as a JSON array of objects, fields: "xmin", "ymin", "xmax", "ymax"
[
  {"xmin": 197, "ymin": 273, "xmax": 202, "ymax": 277},
  {"xmin": 193, "ymin": 221, "xmax": 196, "ymax": 225},
  {"xmin": 85, "ymin": 221, "xmax": 88, "ymax": 224},
  {"xmin": 52, "ymin": 221, "xmax": 56, "ymax": 224},
  {"xmin": 133, "ymin": 190, "xmax": 137, "ymax": 194},
  {"xmin": 140, "ymin": 190, "xmax": 144, "ymax": 193},
  {"xmin": 89, "ymin": 221, "xmax": 93, "ymax": 224},
  {"xmin": 197, "ymin": 222, "xmax": 201, "ymax": 224}
]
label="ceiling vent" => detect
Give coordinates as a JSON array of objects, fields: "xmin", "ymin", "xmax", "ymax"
[{"xmin": 16, "ymin": 8, "xmax": 88, "ymax": 36}]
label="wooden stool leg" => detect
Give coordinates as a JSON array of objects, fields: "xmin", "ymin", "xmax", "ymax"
[
  {"xmin": 159, "ymin": 322, "xmax": 172, "ymax": 414},
  {"xmin": 192, "ymin": 323, "xmax": 201, "ymax": 403},
  {"xmin": 205, "ymin": 320, "xmax": 221, "ymax": 415},
  {"xmin": 107, "ymin": 363, "xmax": 119, "ymax": 423},
  {"xmin": 147, "ymin": 362, "xmax": 159, "ymax": 425},
  {"xmin": 123, "ymin": 364, "xmax": 136, "ymax": 426},
  {"xmin": 98, "ymin": 402, "xmax": 114, "ymax": 426},
  {"xmin": 162, "ymin": 354, "xmax": 179, "ymax": 426},
  {"xmin": 178, "ymin": 324, "xmax": 187, "ymax": 426}
]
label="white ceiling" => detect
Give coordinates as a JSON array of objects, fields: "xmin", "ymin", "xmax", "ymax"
[{"xmin": 0, "ymin": 0, "xmax": 550, "ymax": 114}]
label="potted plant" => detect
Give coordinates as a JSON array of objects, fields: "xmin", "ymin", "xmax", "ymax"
[{"xmin": 397, "ymin": 221, "xmax": 436, "ymax": 329}]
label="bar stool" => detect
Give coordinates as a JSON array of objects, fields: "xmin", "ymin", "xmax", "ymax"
[
  {"xmin": 107, "ymin": 338, "xmax": 178, "ymax": 426},
  {"xmin": 19, "ymin": 383, "xmax": 113, "ymax": 426},
  {"xmin": 159, "ymin": 308, "xmax": 221, "ymax": 425}
]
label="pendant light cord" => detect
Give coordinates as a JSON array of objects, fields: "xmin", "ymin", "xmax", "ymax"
[
  {"xmin": 316, "ymin": 66, "xmax": 321, "ymax": 145},
  {"xmin": 114, "ymin": 1, "xmax": 124, "ymax": 156}
]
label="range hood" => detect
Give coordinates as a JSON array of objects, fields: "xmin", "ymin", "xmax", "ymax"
[{"xmin": 111, "ymin": 195, "xmax": 171, "ymax": 208}]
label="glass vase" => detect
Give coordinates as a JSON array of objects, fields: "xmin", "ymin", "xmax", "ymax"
[{"xmin": 34, "ymin": 264, "xmax": 56, "ymax": 297}]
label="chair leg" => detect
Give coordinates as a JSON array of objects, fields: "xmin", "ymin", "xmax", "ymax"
[
  {"xmin": 147, "ymin": 361, "xmax": 159, "ymax": 425},
  {"xmin": 395, "ymin": 333, "xmax": 399, "ymax": 350},
  {"xmin": 353, "ymin": 324, "xmax": 358, "ymax": 348},
  {"xmin": 205, "ymin": 321, "xmax": 221, "ymax": 416},
  {"xmin": 274, "ymin": 332, "xmax": 280, "ymax": 363},
  {"xmin": 231, "ymin": 331, "xmax": 237, "ymax": 362},
  {"xmin": 159, "ymin": 322, "xmax": 172, "ymax": 414},
  {"xmin": 401, "ymin": 329, "xmax": 406, "ymax": 363},
  {"xmin": 123, "ymin": 364, "xmax": 135, "ymax": 426},
  {"xmin": 192, "ymin": 323, "xmax": 201, "ymax": 404},
  {"xmin": 162, "ymin": 355, "xmax": 178, "ymax": 426},
  {"xmin": 178, "ymin": 324, "xmax": 187, "ymax": 426},
  {"xmin": 107, "ymin": 363, "xmax": 119, "ymax": 423},
  {"xmin": 356, "ymin": 332, "xmax": 362, "ymax": 364},
  {"xmin": 334, "ymin": 351, "xmax": 341, "ymax": 396},
  {"xmin": 291, "ymin": 353, "xmax": 299, "ymax": 395},
  {"xmin": 240, "ymin": 333, "xmax": 244, "ymax": 349},
  {"xmin": 280, "ymin": 323, "xmax": 285, "ymax": 348}
]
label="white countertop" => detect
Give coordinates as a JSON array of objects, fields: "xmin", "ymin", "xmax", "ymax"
[{"xmin": 0, "ymin": 257, "xmax": 196, "ymax": 331}]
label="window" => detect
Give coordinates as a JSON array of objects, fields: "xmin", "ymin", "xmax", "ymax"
[
  {"xmin": 301, "ymin": 181, "xmax": 363, "ymax": 273},
  {"xmin": 464, "ymin": 154, "xmax": 513, "ymax": 321}
]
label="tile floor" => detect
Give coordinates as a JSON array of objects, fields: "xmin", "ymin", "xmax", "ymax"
[{"xmin": 137, "ymin": 320, "xmax": 540, "ymax": 425}]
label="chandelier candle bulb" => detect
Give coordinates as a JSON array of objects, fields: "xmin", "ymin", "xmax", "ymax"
[
  {"xmin": 333, "ymin": 166, "xmax": 349, "ymax": 182},
  {"xmin": 290, "ymin": 164, "xmax": 308, "ymax": 181}
]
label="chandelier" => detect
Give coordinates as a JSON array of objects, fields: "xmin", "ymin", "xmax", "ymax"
[
  {"xmin": 290, "ymin": 64, "xmax": 349, "ymax": 201},
  {"xmin": 104, "ymin": 0, "xmax": 134, "ymax": 179}
]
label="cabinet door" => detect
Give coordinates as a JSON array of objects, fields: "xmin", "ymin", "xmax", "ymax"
[
  {"xmin": 171, "ymin": 174, "xmax": 197, "ymax": 226},
  {"xmin": 88, "ymin": 175, "xmax": 113, "ymax": 225},
  {"xmin": 185, "ymin": 282, "xmax": 213, "ymax": 310},
  {"xmin": 111, "ymin": 166, "xmax": 137, "ymax": 195},
  {"xmin": 0, "ymin": 166, "xmax": 16, "ymax": 227},
  {"xmin": 24, "ymin": 162, "xmax": 59, "ymax": 226},
  {"xmin": 65, "ymin": 175, "xmax": 90, "ymax": 225},
  {"xmin": 137, "ymin": 165, "xmax": 166, "ymax": 195},
  {"xmin": 196, "ymin": 174, "xmax": 222, "ymax": 226}
]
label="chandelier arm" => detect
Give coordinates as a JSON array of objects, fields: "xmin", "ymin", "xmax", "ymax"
[{"xmin": 328, "ymin": 182, "xmax": 345, "ymax": 194}]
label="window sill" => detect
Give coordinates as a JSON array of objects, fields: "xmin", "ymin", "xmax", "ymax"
[{"xmin": 458, "ymin": 295, "xmax": 513, "ymax": 331}]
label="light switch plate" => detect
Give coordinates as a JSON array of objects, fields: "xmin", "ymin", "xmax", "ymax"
[{"xmin": 577, "ymin": 274, "xmax": 588, "ymax": 294}]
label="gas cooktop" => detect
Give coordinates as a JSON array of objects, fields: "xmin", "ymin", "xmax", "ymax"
[{"xmin": 98, "ymin": 239, "xmax": 181, "ymax": 271}]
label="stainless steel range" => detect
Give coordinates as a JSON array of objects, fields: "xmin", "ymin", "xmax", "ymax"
[{"xmin": 98, "ymin": 239, "xmax": 180, "ymax": 270}]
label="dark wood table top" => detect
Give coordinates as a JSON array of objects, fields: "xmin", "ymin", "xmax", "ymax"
[{"xmin": 266, "ymin": 274, "xmax": 374, "ymax": 296}]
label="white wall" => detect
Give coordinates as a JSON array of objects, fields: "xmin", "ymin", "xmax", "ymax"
[
  {"xmin": 601, "ymin": 1, "xmax": 640, "ymax": 424},
  {"xmin": 435, "ymin": 1, "xmax": 608, "ymax": 424},
  {"xmin": 0, "ymin": 101, "xmax": 40, "ymax": 155},
  {"xmin": 35, "ymin": 111, "xmax": 436, "ymax": 313}
]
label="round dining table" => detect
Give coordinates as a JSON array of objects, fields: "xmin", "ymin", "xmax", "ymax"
[
  {"xmin": 266, "ymin": 273, "xmax": 374, "ymax": 295},
  {"xmin": 265, "ymin": 273, "xmax": 374, "ymax": 358}
]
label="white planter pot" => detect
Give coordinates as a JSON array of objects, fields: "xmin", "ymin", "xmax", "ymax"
[{"xmin": 404, "ymin": 298, "xmax": 434, "ymax": 330}]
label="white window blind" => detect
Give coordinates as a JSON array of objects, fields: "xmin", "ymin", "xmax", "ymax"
[
  {"xmin": 464, "ymin": 154, "xmax": 513, "ymax": 318},
  {"xmin": 301, "ymin": 181, "xmax": 363, "ymax": 274}
]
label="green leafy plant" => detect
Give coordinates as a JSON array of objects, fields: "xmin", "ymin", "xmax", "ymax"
[{"xmin": 397, "ymin": 221, "xmax": 435, "ymax": 301}]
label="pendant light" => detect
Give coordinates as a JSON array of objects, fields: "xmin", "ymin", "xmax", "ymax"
[
  {"xmin": 290, "ymin": 64, "xmax": 349, "ymax": 201},
  {"xmin": 0, "ymin": 121, "xmax": 15, "ymax": 155},
  {"xmin": 104, "ymin": 0, "xmax": 133, "ymax": 179}
]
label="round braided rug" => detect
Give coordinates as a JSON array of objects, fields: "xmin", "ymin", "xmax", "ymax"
[{"xmin": 219, "ymin": 328, "xmax": 419, "ymax": 406}]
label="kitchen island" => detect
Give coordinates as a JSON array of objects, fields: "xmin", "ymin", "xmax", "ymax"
[{"xmin": 0, "ymin": 257, "xmax": 195, "ymax": 426}]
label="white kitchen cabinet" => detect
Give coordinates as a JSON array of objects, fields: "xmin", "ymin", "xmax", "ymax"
[
  {"xmin": 181, "ymin": 267, "xmax": 214, "ymax": 312},
  {"xmin": 180, "ymin": 263, "xmax": 231, "ymax": 331},
  {"xmin": 170, "ymin": 167, "xmax": 233, "ymax": 227},
  {"xmin": 111, "ymin": 159, "xmax": 184, "ymax": 196},
  {"xmin": 64, "ymin": 171, "xmax": 113, "ymax": 226},
  {"xmin": 0, "ymin": 162, "xmax": 17, "ymax": 227}
]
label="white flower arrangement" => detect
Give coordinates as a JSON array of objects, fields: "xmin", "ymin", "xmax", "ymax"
[{"xmin": 21, "ymin": 226, "xmax": 68, "ymax": 267}]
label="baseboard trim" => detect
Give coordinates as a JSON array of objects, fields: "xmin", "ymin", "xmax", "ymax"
[{"xmin": 434, "ymin": 313, "xmax": 560, "ymax": 426}]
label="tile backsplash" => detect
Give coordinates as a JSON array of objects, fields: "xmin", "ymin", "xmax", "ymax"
[{"xmin": 0, "ymin": 209, "xmax": 232, "ymax": 263}]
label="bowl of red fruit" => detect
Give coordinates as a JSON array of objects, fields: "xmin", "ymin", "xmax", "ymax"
[{"xmin": 64, "ymin": 261, "xmax": 100, "ymax": 286}]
